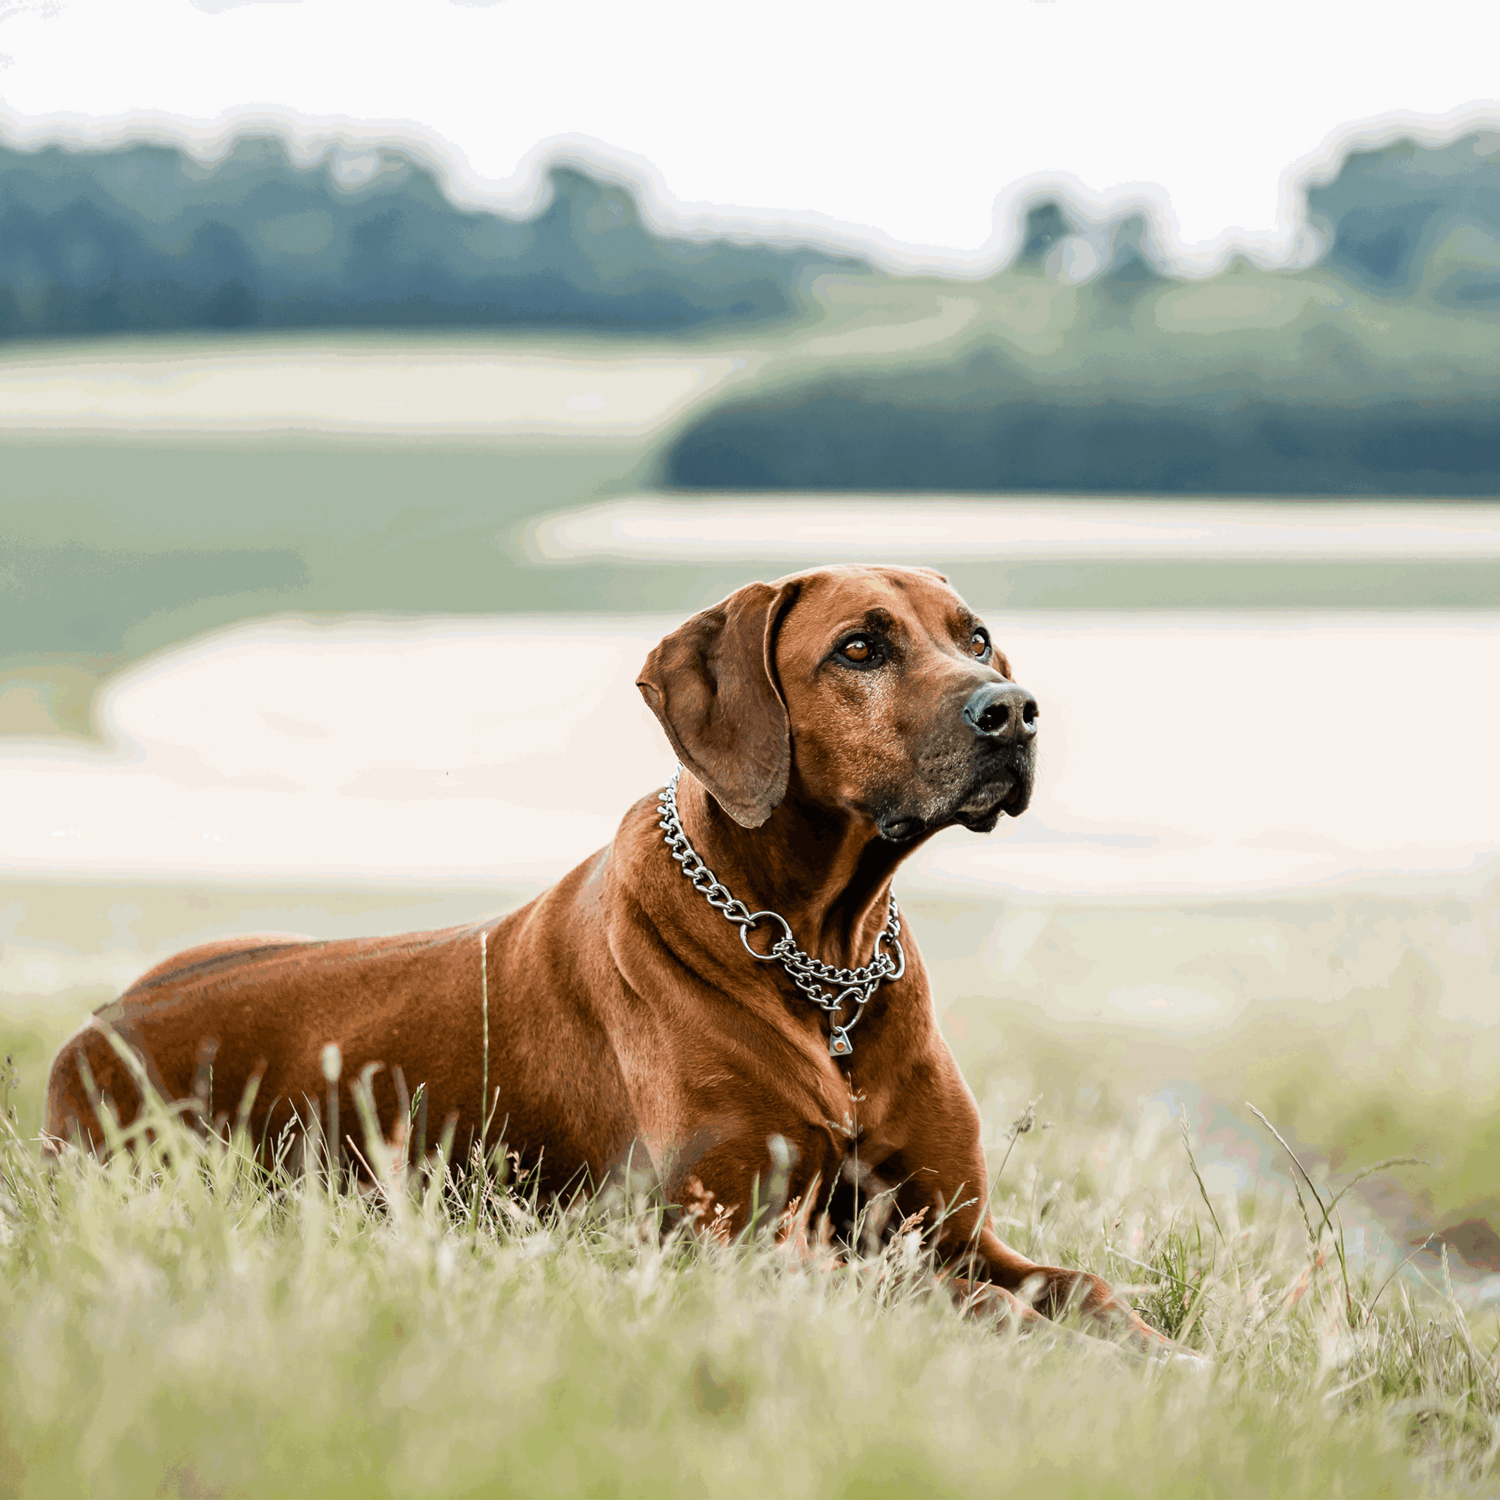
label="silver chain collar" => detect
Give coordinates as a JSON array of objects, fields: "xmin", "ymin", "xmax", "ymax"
[{"xmin": 656, "ymin": 764, "xmax": 905, "ymax": 1057}]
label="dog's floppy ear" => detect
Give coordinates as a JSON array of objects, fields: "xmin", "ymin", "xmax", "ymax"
[{"xmin": 637, "ymin": 580, "xmax": 800, "ymax": 828}]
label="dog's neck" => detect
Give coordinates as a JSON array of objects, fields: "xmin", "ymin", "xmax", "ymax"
[{"xmin": 675, "ymin": 771, "xmax": 913, "ymax": 966}]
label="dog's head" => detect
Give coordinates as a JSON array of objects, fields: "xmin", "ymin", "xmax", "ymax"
[{"xmin": 636, "ymin": 565, "xmax": 1037, "ymax": 840}]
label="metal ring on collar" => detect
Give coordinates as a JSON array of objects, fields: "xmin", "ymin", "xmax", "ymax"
[
  {"xmin": 874, "ymin": 929, "xmax": 907, "ymax": 981},
  {"xmin": 739, "ymin": 911, "xmax": 795, "ymax": 960}
]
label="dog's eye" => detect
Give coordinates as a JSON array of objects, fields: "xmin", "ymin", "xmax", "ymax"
[
  {"xmin": 969, "ymin": 629, "xmax": 990, "ymax": 659},
  {"xmin": 841, "ymin": 638, "xmax": 873, "ymax": 663}
]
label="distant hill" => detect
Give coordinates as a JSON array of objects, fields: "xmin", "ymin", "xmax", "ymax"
[
  {"xmin": 7, "ymin": 127, "xmax": 1500, "ymax": 494},
  {"xmin": 0, "ymin": 136, "xmax": 865, "ymax": 338},
  {"xmin": 665, "ymin": 132, "xmax": 1500, "ymax": 494}
]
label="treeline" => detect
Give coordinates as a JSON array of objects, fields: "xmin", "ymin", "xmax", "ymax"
[
  {"xmin": 0, "ymin": 137, "xmax": 863, "ymax": 337},
  {"xmin": 665, "ymin": 134, "xmax": 1500, "ymax": 494}
]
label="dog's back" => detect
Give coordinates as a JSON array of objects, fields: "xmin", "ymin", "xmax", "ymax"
[{"xmin": 43, "ymin": 857, "xmax": 639, "ymax": 1184}]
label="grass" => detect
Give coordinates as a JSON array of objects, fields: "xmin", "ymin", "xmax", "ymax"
[
  {"xmin": 3, "ymin": 877, "xmax": 1498, "ymax": 1494},
  {"xmin": 1, "ymin": 1055, "xmax": 1497, "ymax": 1499}
]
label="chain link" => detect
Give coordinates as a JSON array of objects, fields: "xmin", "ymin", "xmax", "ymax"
[{"xmin": 657, "ymin": 765, "xmax": 904, "ymax": 1057}]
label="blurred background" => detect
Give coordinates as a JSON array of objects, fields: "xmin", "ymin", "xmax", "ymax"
[{"xmin": 2, "ymin": 0, "xmax": 1498, "ymax": 1296}]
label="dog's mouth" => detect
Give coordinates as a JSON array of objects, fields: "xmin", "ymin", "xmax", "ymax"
[
  {"xmin": 873, "ymin": 759, "xmax": 1034, "ymax": 843},
  {"xmin": 948, "ymin": 736, "xmax": 1035, "ymax": 826},
  {"xmin": 951, "ymin": 774, "xmax": 1027, "ymax": 831}
]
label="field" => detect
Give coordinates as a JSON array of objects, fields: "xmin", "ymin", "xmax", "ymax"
[
  {"xmin": 3, "ymin": 876, "xmax": 1499, "ymax": 1497},
  {"xmin": 9, "ymin": 329, "xmax": 1500, "ymax": 744},
  {"xmin": 4, "ymin": 329, "xmax": 1498, "ymax": 1493}
]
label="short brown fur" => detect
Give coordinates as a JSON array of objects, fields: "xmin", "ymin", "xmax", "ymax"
[{"xmin": 45, "ymin": 565, "xmax": 1181, "ymax": 1353}]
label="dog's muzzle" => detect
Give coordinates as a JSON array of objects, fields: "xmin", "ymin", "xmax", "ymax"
[
  {"xmin": 955, "ymin": 680, "xmax": 1038, "ymax": 825},
  {"xmin": 874, "ymin": 682, "xmax": 1040, "ymax": 841}
]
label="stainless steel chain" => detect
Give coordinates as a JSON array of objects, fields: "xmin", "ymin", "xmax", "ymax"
[{"xmin": 656, "ymin": 764, "xmax": 905, "ymax": 1057}]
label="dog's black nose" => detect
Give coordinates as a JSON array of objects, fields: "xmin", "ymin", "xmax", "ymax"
[{"xmin": 962, "ymin": 683, "xmax": 1038, "ymax": 743}]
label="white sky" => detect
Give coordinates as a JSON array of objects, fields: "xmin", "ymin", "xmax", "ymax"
[{"xmin": 1, "ymin": 0, "xmax": 1498, "ymax": 272}]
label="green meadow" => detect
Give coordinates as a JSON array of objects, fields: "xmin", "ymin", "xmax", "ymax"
[{"xmin": 3, "ymin": 874, "xmax": 1498, "ymax": 1496}]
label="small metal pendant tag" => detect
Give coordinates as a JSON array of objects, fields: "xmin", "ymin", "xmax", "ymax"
[{"xmin": 829, "ymin": 1031, "xmax": 852, "ymax": 1057}]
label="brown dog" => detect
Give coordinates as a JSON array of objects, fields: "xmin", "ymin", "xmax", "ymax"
[{"xmin": 45, "ymin": 564, "xmax": 1176, "ymax": 1351}]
